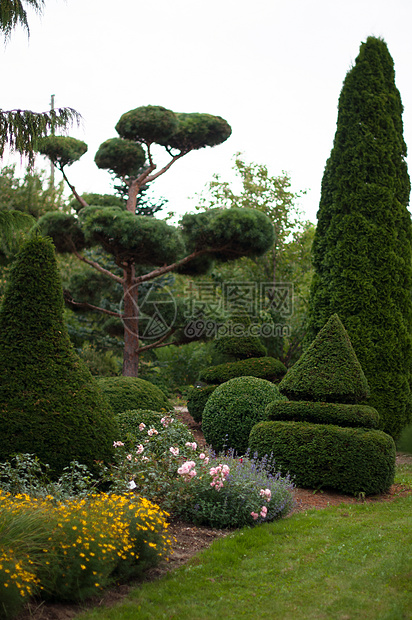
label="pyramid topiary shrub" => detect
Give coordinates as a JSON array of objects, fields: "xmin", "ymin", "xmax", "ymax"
[
  {"xmin": 96, "ymin": 377, "xmax": 170, "ymax": 415},
  {"xmin": 0, "ymin": 236, "xmax": 117, "ymax": 476},
  {"xmin": 279, "ymin": 314, "xmax": 370, "ymax": 403},
  {"xmin": 199, "ymin": 356, "xmax": 287, "ymax": 386},
  {"xmin": 202, "ymin": 376, "xmax": 287, "ymax": 455},
  {"xmin": 248, "ymin": 314, "xmax": 396, "ymax": 495}
]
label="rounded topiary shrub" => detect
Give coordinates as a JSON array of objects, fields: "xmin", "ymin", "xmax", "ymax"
[
  {"xmin": 0, "ymin": 237, "xmax": 117, "ymax": 477},
  {"xmin": 266, "ymin": 401, "xmax": 380, "ymax": 429},
  {"xmin": 249, "ymin": 420, "xmax": 396, "ymax": 496},
  {"xmin": 186, "ymin": 385, "xmax": 217, "ymax": 423},
  {"xmin": 97, "ymin": 377, "xmax": 170, "ymax": 414},
  {"xmin": 202, "ymin": 376, "xmax": 287, "ymax": 455},
  {"xmin": 199, "ymin": 356, "xmax": 287, "ymax": 386}
]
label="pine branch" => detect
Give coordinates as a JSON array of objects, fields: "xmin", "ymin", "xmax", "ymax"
[
  {"xmin": 63, "ymin": 290, "xmax": 121, "ymax": 318},
  {"xmin": 72, "ymin": 250, "xmax": 124, "ymax": 284}
]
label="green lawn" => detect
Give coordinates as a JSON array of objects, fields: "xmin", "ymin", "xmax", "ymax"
[{"xmin": 77, "ymin": 464, "xmax": 412, "ymax": 620}]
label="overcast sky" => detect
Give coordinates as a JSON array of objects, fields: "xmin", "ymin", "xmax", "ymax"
[{"xmin": 2, "ymin": 0, "xmax": 412, "ymax": 224}]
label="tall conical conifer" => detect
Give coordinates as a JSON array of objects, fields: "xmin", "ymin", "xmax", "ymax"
[
  {"xmin": 307, "ymin": 37, "xmax": 412, "ymax": 438},
  {"xmin": 0, "ymin": 236, "xmax": 117, "ymax": 475}
]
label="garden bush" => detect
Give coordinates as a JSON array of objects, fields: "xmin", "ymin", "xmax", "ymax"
[
  {"xmin": 213, "ymin": 312, "xmax": 267, "ymax": 360},
  {"xmin": 202, "ymin": 376, "xmax": 287, "ymax": 454},
  {"xmin": 96, "ymin": 376, "xmax": 170, "ymax": 414},
  {"xmin": 114, "ymin": 409, "xmax": 194, "ymax": 453},
  {"xmin": 279, "ymin": 314, "xmax": 370, "ymax": 403},
  {"xmin": 249, "ymin": 420, "xmax": 396, "ymax": 495},
  {"xmin": 186, "ymin": 385, "xmax": 217, "ymax": 423},
  {"xmin": 0, "ymin": 237, "xmax": 117, "ymax": 477},
  {"xmin": 266, "ymin": 400, "xmax": 380, "ymax": 429},
  {"xmin": 199, "ymin": 356, "xmax": 287, "ymax": 386}
]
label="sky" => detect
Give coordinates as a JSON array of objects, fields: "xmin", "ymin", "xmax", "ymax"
[{"xmin": 1, "ymin": 0, "xmax": 412, "ymax": 224}]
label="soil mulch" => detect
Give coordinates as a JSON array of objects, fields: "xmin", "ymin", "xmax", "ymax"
[{"xmin": 17, "ymin": 407, "xmax": 412, "ymax": 620}]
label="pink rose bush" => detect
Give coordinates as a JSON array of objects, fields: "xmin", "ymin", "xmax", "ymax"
[{"xmin": 107, "ymin": 412, "xmax": 294, "ymax": 528}]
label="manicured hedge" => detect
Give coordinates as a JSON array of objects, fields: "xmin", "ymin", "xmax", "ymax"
[
  {"xmin": 202, "ymin": 376, "xmax": 286, "ymax": 455},
  {"xmin": 248, "ymin": 420, "xmax": 396, "ymax": 496},
  {"xmin": 97, "ymin": 377, "xmax": 170, "ymax": 414},
  {"xmin": 186, "ymin": 386, "xmax": 217, "ymax": 423},
  {"xmin": 265, "ymin": 401, "xmax": 380, "ymax": 429},
  {"xmin": 199, "ymin": 356, "xmax": 287, "ymax": 386}
]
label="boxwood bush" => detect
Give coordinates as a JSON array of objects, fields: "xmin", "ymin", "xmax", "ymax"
[
  {"xmin": 96, "ymin": 377, "xmax": 170, "ymax": 414},
  {"xmin": 249, "ymin": 420, "xmax": 395, "ymax": 495},
  {"xmin": 266, "ymin": 401, "xmax": 380, "ymax": 429},
  {"xmin": 202, "ymin": 376, "xmax": 287, "ymax": 455},
  {"xmin": 186, "ymin": 385, "xmax": 218, "ymax": 423},
  {"xmin": 199, "ymin": 356, "xmax": 287, "ymax": 386}
]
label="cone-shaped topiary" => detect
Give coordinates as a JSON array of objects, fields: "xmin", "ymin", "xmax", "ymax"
[
  {"xmin": 0, "ymin": 236, "xmax": 117, "ymax": 476},
  {"xmin": 279, "ymin": 314, "xmax": 370, "ymax": 403}
]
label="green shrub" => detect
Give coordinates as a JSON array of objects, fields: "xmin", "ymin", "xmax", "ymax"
[
  {"xmin": 397, "ymin": 423, "xmax": 412, "ymax": 454},
  {"xmin": 266, "ymin": 400, "xmax": 380, "ymax": 429},
  {"xmin": 96, "ymin": 377, "xmax": 170, "ymax": 414},
  {"xmin": 114, "ymin": 409, "xmax": 194, "ymax": 456},
  {"xmin": 187, "ymin": 385, "xmax": 217, "ymax": 423},
  {"xmin": 249, "ymin": 420, "xmax": 396, "ymax": 496},
  {"xmin": 202, "ymin": 376, "xmax": 287, "ymax": 454},
  {"xmin": 0, "ymin": 237, "xmax": 117, "ymax": 477},
  {"xmin": 199, "ymin": 356, "xmax": 287, "ymax": 386},
  {"xmin": 280, "ymin": 314, "xmax": 370, "ymax": 403}
]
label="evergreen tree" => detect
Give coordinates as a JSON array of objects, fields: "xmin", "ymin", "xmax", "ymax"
[
  {"xmin": 38, "ymin": 107, "xmax": 275, "ymax": 377},
  {"xmin": 306, "ymin": 36, "xmax": 412, "ymax": 438},
  {"xmin": 0, "ymin": 236, "xmax": 117, "ymax": 475}
]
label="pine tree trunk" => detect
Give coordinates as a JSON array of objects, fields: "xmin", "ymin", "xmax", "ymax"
[{"xmin": 122, "ymin": 265, "xmax": 140, "ymax": 376}]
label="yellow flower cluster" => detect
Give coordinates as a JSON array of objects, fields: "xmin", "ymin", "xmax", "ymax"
[
  {"xmin": 0, "ymin": 550, "xmax": 39, "ymax": 598},
  {"xmin": 0, "ymin": 490, "xmax": 172, "ymax": 609}
]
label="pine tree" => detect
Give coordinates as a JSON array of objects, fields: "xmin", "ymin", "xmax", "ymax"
[
  {"xmin": 0, "ymin": 236, "xmax": 117, "ymax": 475},
  {"xmin": 307, "ymin": 36, "xmax": 412, "ymax": 438}
]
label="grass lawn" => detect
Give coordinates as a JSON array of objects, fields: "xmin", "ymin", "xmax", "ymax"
[{"xmin": 77, "ymin": 464, "xmax": 412, "ymax": 620}]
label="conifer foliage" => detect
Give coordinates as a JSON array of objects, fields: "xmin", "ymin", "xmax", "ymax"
[
  {"xmin": 306, "ymin": 37, "xmax": 412, "ymax": 438},
  {"xmin": 0, "ymin": 236, "xmax": 117, "ymax": 475}
]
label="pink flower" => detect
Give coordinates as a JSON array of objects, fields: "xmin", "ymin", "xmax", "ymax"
[
  {"xmin": 113, "ymin": 441, "xmax": 124, "ymax": 447},
  {"xmin": 185, "ymin": 441, "xmax": 197, "ymax": 450},
  {"xmin": 251, "ymin": 512, "xmax": 259, "ymax": 520},
  {"xmin": 260, "ymin": 488, "xmax": 271, "ymax": 501},
  {"xmin": 169, "ymin": 446, "xmax": 179, "ymax": 457},
  {"xmin": 136, "ymin": 444, "xmax": 144, "ymax": 455},
  {"xmin": 126, "ymin": 454, "xmax": 132, "ymax": 461},
  {"xmin": 260, "ymin": 506, "xmax": 268, "ymax": 518},
  {"xmin": 139, "ymin": 423, "xmax": 146, "ymax": 431},
  {"xmin": 148, "ymin": 428, "xmax": 158, "ymax": 436},
  {"xmin": 204, "ymin": 457, "xmax": 209, "ymax": 465},
  {"xmin": 199, "ymin": 453, "xmax": 206, "ymax": 460}
]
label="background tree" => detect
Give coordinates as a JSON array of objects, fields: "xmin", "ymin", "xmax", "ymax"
[
  {"xmin": 196, "ymin": 155, "xmax": 314, "ymax": 365},
  {"xmin": 306, "ymin": 36, "xmax": 412, "ymax": 438},
  {"xmin": 38, "ymin": 107, "xmax": 275, "ymax": 377}
]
